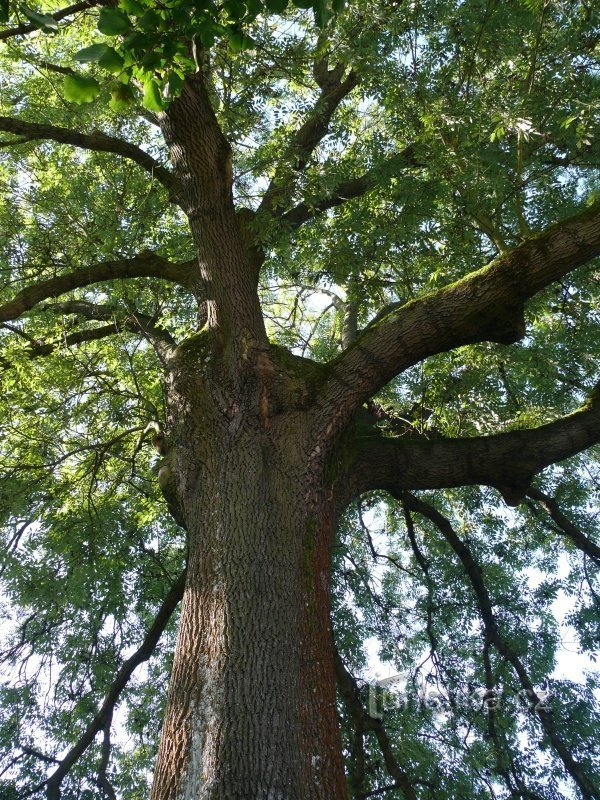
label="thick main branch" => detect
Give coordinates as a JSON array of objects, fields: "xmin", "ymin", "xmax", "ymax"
[
  {"xmin": 159, "ymin": 74, "xmax": 267, "ymax": 346},
  {"xmin": 0, "ymin": 253, "xmax": 195, "ymax": 323},
  {"xmin": 318, "ymin": 199, "xmax": 600, "ymax": 433},
  {"xmin": 342, "ymin": 382, "xmax": 600, "ymax": 505},
  {"xmin": 0, "ymin": 117, "xmax": 177, "ymax": 194}
]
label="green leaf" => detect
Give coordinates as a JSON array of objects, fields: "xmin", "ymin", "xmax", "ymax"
[
  {"xmin": 121, "ymin": 30, "xmax": 149, "ymax": 53},
  {"xmin": 171, "ymin": 7, "xmax": 189, "ymax": 25},
  {"xmin": 245, "ymin": 0, "xmax": 262, "ymax": 15},
  {"xmin": 224, "ymin": 0, "xmax": 246, "ymax": 20},
  {"xmin": 265, "ymin": 0, "xmax": 288, "ymax": 9},
  {"xmin": 137, "ymin": 9, "xmax": 161, "ymax": 30},
  {"xmin": 74, "ymin": 43, "xmax": 112, "ymax": 63},
  {"xmin": 161, "ymin": 38, "xmax": 177, "ymax": 59},
  {"xmin": 228, "ymin": 30, "xmax": 254, "ymax": 52},
  {"xmin": 561, "ymin": 114, "xmax": 579, "ymax": 129},
  {"xmin": 312, "ymin": 0, "xmax": 329, "ymax": 26},
  {"xmin": 291, "ymin": 0, "xmax": 312, "ymax": 7},
  {"xmin": 165, "ymin": 71, "xmax": 184, "ymax": 99},
  {"xmin": 97, "ymin": 7, "xmax": 131, "ymax": 35},
  {"xmin": 119, "ymin": 0, "xmax": 145, "ymax": 14},
  {"xmin": 99, "ymin": 47, "xmax": 125, "ymax": 73},
  {"xmin": 198, "ymin": 25, "xmax": 216, "ymax": 48},
  {"xmin": 0, "ymin": 0, "xmax": 9, "ymax": 23},
  {"xmin": 142, "ymin": 78, "xmax": 165, "ymax": 111},
  {"xmin": 140, "ymin": 50, "xmax": 162, "ymax": 71},
  {"xmin": 20, "ymin": 3, "xmax": 58, "ymax": 31},
  {"xmin": 109, "ymin": 81, "xmax": 135, "ymax": 112},
  {"xmin": 228, "ymin": 31, "xmax": 244, "ymax": 52},
  {"xmin": 75, "ymin": 44, "xmax": 124, "ymax": 74},
  {"xmin": 63, "ymin": 74, "xmax": 101, "ymax": 104},
  {"xmin": 331, "ymin": 0, "xmax": 345, "ymax": 10}
]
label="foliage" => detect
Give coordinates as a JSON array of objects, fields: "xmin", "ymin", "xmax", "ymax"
[
  {"xmin": 0, "ymin": 0, "xmax": 599, "ymax": 798},
  {"xmin": 3, "ymin": 0, "xmax": 346, "ymax": 110}
]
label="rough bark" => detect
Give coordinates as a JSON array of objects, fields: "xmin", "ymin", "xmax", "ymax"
[
  {"xmin": 3, "ymin": 46, "xmax": 597, "ymax": 800},
  {"xmin": 158, "ymin": 74, "xmax": 266, "ymax": 350},
  {"xmin": 148, "ymin": 73, "xmax": 348, "ymax": 799},
  {"xmin": 150, "ymin": 339, "xmax": 347, "ymax": 800}
]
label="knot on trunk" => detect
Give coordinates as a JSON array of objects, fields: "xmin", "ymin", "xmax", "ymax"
[
  {"xmin": 158, "ymin": 458, "xmax": 187, "ymax": 530},
  {"xmin": 153, "ymin": 432, "xmax": 186, "ymax": 530}
]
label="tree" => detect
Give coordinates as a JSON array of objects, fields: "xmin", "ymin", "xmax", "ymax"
[{"xmin": 0, "ymin": 0, "xmax": 599, "ymax": 797}]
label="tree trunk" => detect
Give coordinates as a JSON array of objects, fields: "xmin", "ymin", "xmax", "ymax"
[
  {"xmin": 151, "ymin": 349, "xmax": 348, "ymax": 800},
  {"xmin": 149, "ymin": 71, "xmax": 349, "ymax": 800}
]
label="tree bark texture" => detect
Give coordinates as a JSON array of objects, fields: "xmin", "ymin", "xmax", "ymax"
[
  {"xmin": 151, "ymin": 341, "xmax": 347, "ymax": 800},
  {"xmin": 158, "ymin": 74, "xmax": 266, "ymax": 348},
  {"xmin": 149, "ymin": 75, "xmax": 352, "ymax": 799}
]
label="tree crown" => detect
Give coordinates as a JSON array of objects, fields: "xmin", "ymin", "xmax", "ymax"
[{"xmin": 0, "ymin": 0, "xmax": 599, "ymax": 797}]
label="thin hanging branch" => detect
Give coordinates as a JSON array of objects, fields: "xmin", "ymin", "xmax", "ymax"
[
  {"xmin": 402, "ymin": 492, "xmax": 599, "ymax": 800},
  {"xmin": 481, "ymin": 642, "xmax": 546, "ymax": 800},
  {"xmin": 43, "ymin": 568, "xmax": 186, "ymax": 800},
  {"xmin": 334, "ymin": 648, "xmax": 418, "ymax": 800},
  {"xmin": 95, "ymin": 718, "xmax": 117, "ymax": 800},
  {"xmin": 525, "ymin": 487, "xmax": 600, "ymax": 565}
]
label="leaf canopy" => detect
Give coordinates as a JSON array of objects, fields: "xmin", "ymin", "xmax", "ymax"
[{"xmin": 0, "ymin": 0, "xmax": 599, "ymax": 798}]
